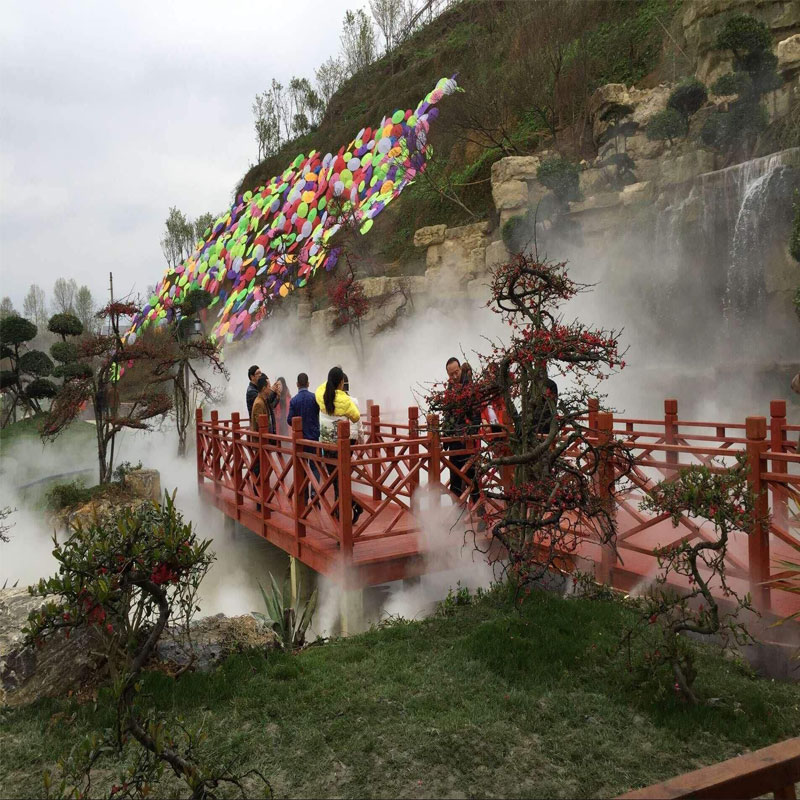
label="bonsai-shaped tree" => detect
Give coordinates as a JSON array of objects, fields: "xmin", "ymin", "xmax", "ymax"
[
  {"xmin": 623, "ymin": 456, "xmax": 759, "ymax": 704},
  {"xmin": 426, "ymin": 253, "xmax": 634, "ymax": 592},
  {"xmin": 667, "ymin": 77, "xmax": 708, "ymax": 120},
  {"xmin": 0, "ymin": 314, "xmax": 57, "ymax": 425},
  {"xmin": 536, "ymin": 156, "xmax": 581, "ymax": 207},
  {"xmin": 703, "ymin": 14, "xmax": 781, "ymax": 155},
  {"xmin": 48, "ymin": 312, "xmax": 84, "ymax": 341},
  {"xmin": 45, "ymin": 297, "xmax": 227, "ymax": 482},
  {"xmin": 598, "ymin": 103, "xmax": 638, "ymax": 188},
  {"xmin": 646, "ymin": 107, "xmax": 688, "ymax": 146},
  {"xmin": 25, "ymin": 494, "xmax": 268, "ymax": 798}
]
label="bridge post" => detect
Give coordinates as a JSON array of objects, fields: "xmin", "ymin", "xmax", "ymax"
[
  {"xmin": 427, "ymin": 413, "xmax": 442, "ymax": 508},
  {"xmin": 408, "ymin": 407, "xmax": 420, "ymax": 492},
  {"xmin": 588, "ymin": 397, "xmax": 599, "ymax": 432},
  {"xmin": 596, "ymin": 411, "xmax": 616, "ymax": 585},
  {"xmin": 664, "ymin": 398, "xmax": 679, "ymax": 478},
  {"xmin": 195, "ymin": 408, "xmax": 204, "ymax": 488},
  {"xmin": 291, "ymin": 416, "xmax": 306, "ymax": 553},
  {"xmin": 746, "ymin": 416, "xmax": 770, "ymax": 611},
  {"xmin": 769, "ymin": 399, "xmax": 788, "ymax": 532},
  {"xmin": 232, "ymin": 412, "xmax": 243, "ymax": 519},
  {"xmin": 338, "ymin": 420, "xmax": 354, "ymax": 561},
  {"xmin": 370, "ymin": 404, "xmax": 382, "ymax": 502},
  {"xmin": 210, "ymin": 410, "xmax": 221, "ymax": 494},
  {"xmin": 258, "ymin": 414, "xmax": 270, "ymax": 521}
]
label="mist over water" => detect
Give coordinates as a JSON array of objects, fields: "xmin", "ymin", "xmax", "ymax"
[{"xmin": 3, "ymin": 149, "xmax": 798, "ymax": 622}]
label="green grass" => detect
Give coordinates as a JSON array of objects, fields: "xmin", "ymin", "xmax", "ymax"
[{"xmin": 2, "ymin": 587, "xmax": 798, "ymax": 798}]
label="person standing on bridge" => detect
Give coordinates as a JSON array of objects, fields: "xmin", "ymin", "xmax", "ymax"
[
  {"xmin": 246, "ymin": 364, "xmax": 262, "ymax": 419},
  {"xmin": 316, "ymin": 366, "xmax": 363, "ymax": 524},
  {"xmin": 274, "ymin": 377, "xmax": 292, "ymax": 436},
  {"xmin": 288, "ymin": 372, "xmax": 321, "ymax": 502},
  {"xmin": 249, "ymin": 374, "xmax": 273, "ymax": 506},
  {"xmin": 444, "ymin": 356, "xmax": 481, "ymax": 508}
]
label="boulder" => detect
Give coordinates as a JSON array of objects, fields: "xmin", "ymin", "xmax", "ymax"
[
  {"xmin": 490, "ymin": 155, "xmax": 542, "ymax": 186},
  {"xmin": 124, "ymin": 468, "xmax": 161, "ymax": 503},
  {"xmin": 492, "ymin": 178, "xmax": 528, "ymax": 211},
  {"xmin": 621, "ymin": 181, "xmax": 655, "ymax": 207},
  {"xmin": 777, "ymin": 34, "xmax": 800, "ymax": 73},
  {"xmin": 413, "ymin": 224, "xmax": 447, "ymax": 248},
  {"xmin": 156, "ymin": 614, "xmax": 278, "ymax": 671},
  {"xmin": 659, "ymin": 150, "xmax": 717, "ymax": 186},
  {"xmin": 1, "ymin": 588, "xmax": 102, "ymax": 708},
  {"xmin": 484, "ymin": 240, "xmax": 510, "ymax": 271}
]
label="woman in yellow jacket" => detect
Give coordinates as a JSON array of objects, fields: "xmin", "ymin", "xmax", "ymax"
[
  {"xmin": 315, "ymin": 366, "xmax": 360, "ymax": 437},
  {"xmin": 315, "ymin": 366, "xmax": 362, "ymax": 523}
]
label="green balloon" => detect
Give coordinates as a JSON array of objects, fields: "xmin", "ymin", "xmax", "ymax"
[
  {"xmin": 297, "ymin": 202, "xmax": 309, "ymax": 218},
  {"xmin": 391, "ymin": 110, "xmax": 404, "ymax": 124}
]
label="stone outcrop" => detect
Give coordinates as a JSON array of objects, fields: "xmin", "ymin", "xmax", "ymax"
[
  {"xmin": 0, "ymin": 588, "xmax": 102, "ymax": 708},
  {"xmin": 1, "ymin": 584, "xmax": 279, "ymax": 707},
  {"xmin": 123, "ymin": 468, "xmax": 161, "ymax": 503}
]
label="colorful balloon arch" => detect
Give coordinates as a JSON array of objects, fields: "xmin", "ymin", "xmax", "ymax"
[{"xmin": 127, "ymin": 76, "xmax": 460, "ymax": 345}]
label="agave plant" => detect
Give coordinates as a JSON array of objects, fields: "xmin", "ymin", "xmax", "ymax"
[{"xmin": 253, "ymin": 571, "xmax": 318, "ymax": 651}]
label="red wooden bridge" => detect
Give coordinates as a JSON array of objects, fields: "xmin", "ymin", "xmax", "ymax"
[{"xmin": 195, "ymin": 398, "xmax": 800, "ymax": 617}]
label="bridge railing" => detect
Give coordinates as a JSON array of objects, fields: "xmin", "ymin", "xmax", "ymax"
[{"xmin": 196, "ymin": 398, "xmax": 799, "ymax": 612}]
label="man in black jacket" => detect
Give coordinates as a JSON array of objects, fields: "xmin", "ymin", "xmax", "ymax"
[
  {"xmin": 444, "ymin": 357, "xmax": 481, "ymax": 506},
  {"xmin": 246, "ymin": 364, "xmax": 262, "ymax": 419}
]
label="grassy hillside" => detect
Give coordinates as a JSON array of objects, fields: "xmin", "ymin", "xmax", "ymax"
[
  {"xmin": 2, "ymin": 586, "xmax": 798, "ymax": 798},
  {"xmin": 237, "ymin": 0, "xmax": 681, "ymax": 301}
]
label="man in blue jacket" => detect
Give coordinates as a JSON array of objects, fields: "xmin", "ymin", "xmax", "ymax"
[{"xmin": 287, "ymin": 372, "xmax": 321, "ymax": 501}]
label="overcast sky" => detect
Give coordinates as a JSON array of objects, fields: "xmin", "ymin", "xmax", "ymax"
[{"xmin": 0, "ymin": 0, "xmax": 356, "ymax": 311}]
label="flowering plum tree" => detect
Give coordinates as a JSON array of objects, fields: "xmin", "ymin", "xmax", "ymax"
[{"xmin": 427, "ymin": 252, "xmax": 633, "ymax": 592}]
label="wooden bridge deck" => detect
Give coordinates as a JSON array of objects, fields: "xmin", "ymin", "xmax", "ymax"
[{"xmin": 195, "ymin": 399, "xmax": 800, "ymax": 617}]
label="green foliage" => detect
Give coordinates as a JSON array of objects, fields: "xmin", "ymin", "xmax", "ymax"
[
  {"xmin": 701, "ymin": 100, "xmax": 767, "ymax": 151},
  {"xmin": 0, "ymin": 370, "xmax": 17, "ymax": 390},
  {"xmin": 112, "ymin": 460, "xmax": 143, "ymax": 484},
  {"xmin": 646, "ymin": 107, "xmax": 688, "ymax": 144},
  {"xmin": 180, "ymin": 288, "xmax": 213, "ymax": 315},
  {"xmin": 19, "ymin": 349, "xmax": 53, "ymax": 377},
  {"xmin": 25, "ymin": 378, "xmax": 57, "ymax": 401},
  {"xmin": 791, "ymin": 190, "xmax": 800, "ymax": 263},
  {"xmin": 52, "ymin": 360, "xmax": 93, "ymax": 381},
  {"xmin": 536, "ymin": 156, "xmax": 581, "ymax": 202},
  {"xmin": 501, "ymin": 212, "xmax": 535, "ymax": 253},
  {"xmin": 47, "ymin": 313, "xmax": 83, "ymax": 340},
  {"xmin": 584, "ymin": 0, "xmax": 677, "ymax": 88},
  {"xmin": 628, "ymin": 455, "xmax": 758, "ymax": 703},
  {"xmin": 49, "ymin": 340, "xmax": 79, "ymax": 365},
  {"xmin": 0, "ymin": 315, "xmax": 37, "ymax": 347},
  {"xmin": 667, "ymin": 78, "xmax": 708, "ymax": 118},
  {"xmin": 45, "ymin": 478, "xmax": 95, "ymax": 511},
  {"xmin": 253, "ymin": 572, "xmax": 317, "ymax": 652},
  {"xmin": 715, "ymin": 14, "xmax": 772, "ymax": 64},
  {"xmin": 23, "ymin": 496, "xmax": 253, "ymax": 799},
  {"xmin": 712, "ymin": 71, "xmax": 752, "ymax": 97},
  {"xmin": 437, "ymin": 581, "xmax": 483, "ymax": 617}
]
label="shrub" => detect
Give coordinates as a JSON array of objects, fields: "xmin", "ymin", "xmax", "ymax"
[
  {"xmin": 52, "ymin": 360, "xmax": 94, "ymax": 381},
  {"xmin": 0, "ymin": 370, "xmax": 17, "ymax": 390},
  {"xmin": 536, "ymin": 157, "xmax": 580, "ymax": 203},
  {"xmin": 0, "ymin": 315, "xmax": 37, "ymax": 347},
  {"xmin": 667, "ymin": 78, "xmax": 708, "ymax": 118},
  {"xmin": 501, "ymin": 212, "xmax": 535, "ymax": 252},
  {"xmin": 715, "ymin": 14, "xmax": 772, "ymax": 65},
  {"xmin": 26, "ymin": 377, "xmax": 58, "ymax": 400},
  {"xmin": 46, "ymin": 479, "xmax": 94, "ymax": 511},
  {"xmin": 711, "ymin": 71, "xmax": 752, "ymax": 97},
  {"xmin": 18, "ymin": 350, "xmax": 53, "ymax": 377},
  {"xmin": 50, "ymin": 340, "xmax": 79, "ymax": 364},
  {"xmin": 47, "ymin": 312, "xmax": 83, "ymax": 340},
  {"xmin": 646, "ymin": 108, "xmax": 688, "ymax": 144}
]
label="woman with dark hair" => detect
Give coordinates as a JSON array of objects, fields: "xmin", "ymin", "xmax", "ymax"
[
  {"xmin": 315, "ymin": 366, "xmax": 362, "ymax": 523},
  {"xmin": 274, "ymin": 377, "xmax": 292, "ymax": 436}
]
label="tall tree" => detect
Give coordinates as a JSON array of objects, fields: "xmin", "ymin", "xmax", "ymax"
[
  {"xmin": 315, "ymin": 56, "xmax": 346, "ymax": 107},
  {"xmin": 370, "ymin": 0, "xmax": 401, "ymax": 64},
  {"xmin": 23, "ymin": 284, "xmax": 47, "ymax": 328},
  {"xmin": 252, "ymin": 90, "xmax": 281, "ymax": 161},
  {"xmin": 340, "ymin": 9, "xmax": 377, "ymax": 77},
  {"xmin": 193, "ymin": 212, "xmax": 215, "ymax": 243},
  {"xmin": 160, "ymin": 207, "xmax": 195, "ymax": 268},
  {"xmin": 52, "ymin": 277, "xmax": 78, "ymax": 315},
  {"xmin": 0, "ymin": 297, "xmax": 17, "ymax": 320},
  {"xmin": 75, "ymin": 286, "xmax": 95, "ymax": 334}
]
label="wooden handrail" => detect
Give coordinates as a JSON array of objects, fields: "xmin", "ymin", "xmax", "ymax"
[{"xmin": 617, "ymin": 736, "xmax": 800, "ymax": 799}]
